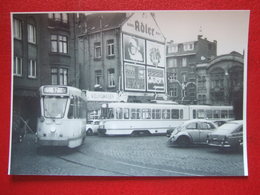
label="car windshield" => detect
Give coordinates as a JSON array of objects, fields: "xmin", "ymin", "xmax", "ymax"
[
  {"xmin": 43, "ymin": 96, "xmax": 68, "ymax": 119},
  {"xmin": 215, "ymin": 122, "xmax": 241, "ymax": 134},
  {"xmin": 87, "ymin": 121, "xmax": 93, "ymax": 124}
]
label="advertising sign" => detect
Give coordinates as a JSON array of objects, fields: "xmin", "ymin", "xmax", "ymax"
[
  {"xmin": 123, "ymin": 34, "xmax": 145, "ymax": 64},
  {"xmin": 124, "ymin": 63, "xmax": 145, "ymax": 91},
  {"xmin": 146, "ymin": 40, "xmax": 165, "ymax": 67},
  {"xmin": 147, "ymin": 67, "xmax": 165, "ymax": 92},
  {"xmin": 122, "ymin": 12, "xmax": 165, "ymax": 42}
]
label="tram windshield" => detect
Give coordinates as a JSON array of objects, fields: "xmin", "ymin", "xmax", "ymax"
[{"xmin": 43, "ymin": 96, "xmax": 68, "ymax": 118}]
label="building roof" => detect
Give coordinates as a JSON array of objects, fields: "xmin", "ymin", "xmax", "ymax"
[{"xmin": 84, "ymin": 13, "xmax": 130, "ymax": 34}]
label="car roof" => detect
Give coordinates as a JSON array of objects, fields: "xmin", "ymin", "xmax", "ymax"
[{"xmin": 183, "ymin": 119, "xmax": 214, "ymax": 125}]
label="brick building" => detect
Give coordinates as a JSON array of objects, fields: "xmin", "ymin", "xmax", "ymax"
[
  {"xmin": 12, "ymin": 13, "xmax": 78, "ymax": 130},
  {"xmin": 166, "ymin": 35, "xmax": 217, "ymax": 104},
  {"xmin": 78, "ymin": 12, "xmax": 166, "ymax": 105}
]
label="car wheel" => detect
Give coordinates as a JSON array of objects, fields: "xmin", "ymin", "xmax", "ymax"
[
  {"xmin": 86, "ymin": 129, "xmax": 93, "ymax": 136},
  {"xmin": 177, "ymin": 136, "xmax": 190, "ymax": 146}
]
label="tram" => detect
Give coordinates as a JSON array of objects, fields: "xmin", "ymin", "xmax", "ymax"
[
  {"xmin": 37, "ymin": 85, "xmax": 87, "ymax": 148},
  {"xmin": 97, "ymin": 102, "xmax": 234, "ymax": 135}
]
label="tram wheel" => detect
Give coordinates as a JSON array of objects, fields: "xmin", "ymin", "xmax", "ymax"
[{"xmin": 86, "ymin": 129, "xmax": 93, "ymax": 136}]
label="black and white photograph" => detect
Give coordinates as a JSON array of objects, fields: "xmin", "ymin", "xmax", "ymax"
[{"xmin": 9, "ymin": 10, "xmax": 249, "ymax": 176}]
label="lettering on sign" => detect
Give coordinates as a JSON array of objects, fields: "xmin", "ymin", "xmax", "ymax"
[{"xmin": 135, "ymin": 20, "xmax": 155, "ymax": 36}]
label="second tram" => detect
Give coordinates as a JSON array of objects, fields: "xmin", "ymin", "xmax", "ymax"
[
  {"xmin": 37, "ymin": 85, "xmax": 87, "ymax": 148},
  {"xmin": 98, "ymin": 102, "xmax": 234, "ymax": 135}
]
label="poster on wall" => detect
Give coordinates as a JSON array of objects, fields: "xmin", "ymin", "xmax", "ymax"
[
  {"xmin": 124, "ymin": 63, "xmax": 145, "ymax": 91},
  {"xmin": 147, "ymin": 67, "xmax": 165, "ymax": 92},
  {"xmin": 123, "ymin": 34, "xmax": 145, "ymax": 64},
  {"xmin": 146, "ymin": 40, "xmax": 165, "ymax": 67}
]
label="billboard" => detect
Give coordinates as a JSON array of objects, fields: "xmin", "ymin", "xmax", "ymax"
[
  {"xmin": 124, "ymin": 63, "xmax": 146, "ymax": 91},
  {"xmin": 146, "ymin": 40, "xmax": 165, "ymax": 67},
  {"xmin": 123, "ymin": 34, "xmax": 145, "ymax": 64},
  {"xmin": 147, "ymin": 67, "xmax": 165, "ymax": 92}
]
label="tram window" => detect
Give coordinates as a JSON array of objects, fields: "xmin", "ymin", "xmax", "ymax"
[
  {"xmin": 68, "ymin": 96, "xmax": 74, "ymax": 119},
  {"xmin": 162, "ymin": 109, "xmax": 170, "ymax": 119},
  {"xmin": 221, "ymin": 110, "xmax": 228, "ymax": 118},
  {"xmin": 79, "ymin": 99, "xmax": 86, "ymax": 119},
  {"xmin": 180, "ymin": 109, "xmax": 183, "ymax": 119},
  {"xmin": 142, "ymin": 109, "xmax": 151, "ymax": 119},
  {"xmin": 116, "ymin": 108, "xmax": 123, "ymax": 119},
  {"xmin": 193, "ymin": 110, "xmax": 196, "ymax": 119},
  {"xmin": 152, "ymin": 109, "xmax": 156, "ymax": 119},
  {"xmin": 137, "ymin": 109, "xmax": 141, "ymax": 119},
  {"xmin": 107, "ymin": 108, "xmax": 114, "ymax": 119},
  {"xmin": 172, "ymin": 109, "xmax": 179, "ymax": 119},
  {"xmin": 213, "ymin": 110, "xmax": 220, "ymax": 119},
  {"xmin": 197, "ymin": 109, "xmax": 205, "ymax": 119},
  {"xmin": 156, "ymin": 109, "xmax": 161, "ymax": 119},
  {"xmin": 124, "ymin": 108, "xmax": 130, "ymax": 119},
  {"xmin": 206, "ymin": 110, "xmax": 212, "ymax": 119},
  {"xmin": 131, "ymin": 108, "xmax": 136, "ymax": 119}
]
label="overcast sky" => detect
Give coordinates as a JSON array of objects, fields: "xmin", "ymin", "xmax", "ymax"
[{"xmin": 154, "ymin": 11, "xmax": 250, "ymax": 55}]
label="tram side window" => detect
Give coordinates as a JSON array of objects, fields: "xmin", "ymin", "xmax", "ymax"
[
  {"xmin": 156, "ymin": 109, "xmax": 161, "ymax": 119},
  {"xmin": 152, "ymin": 109, "xmax": 156, "ymax": 119},
  {"xmin": 137, "ymin": 109, "xmax": 141, "ymax": 119},
  {"xmin": 68, "ymin": 96, "xmax": 75, "ymax": 119},
  {"xmin": 213, "ymin": 110, "xmax": 220, "ymax": 119},
  {"xmin": 107, "ymin": 108, "xmax": 114, "ymax": 119},
  {"xmin": 124, "ymin": 108, "xmax": 130, "ymax": 119},
  {"xmin": 221, "ymin": 110, "xmax": 228, "ymax": 118},
  {"xmin": 197, "ymin": 109, "xmax": 205, "ymax": 119},
  {"xmin": 142, "ymin": 108, "xmax": 151, "ymax": 119},
  {"xmin": 162, "ymin": 109, "xmax": 170, "ymax": 119},
  {"xmin": 193, "ymin": 110, "xmax": 196, "ymax": 119},
  {"xmin": 79, "ymin": 98, "xmax": 86, "ymax": 119},
  {"xmin": 131, "ymin": 108, "xmax": 136, "ymax": 119},
  {"xmin": 180, "ymin": 109, "xmax": 183, "ymax": 119},
  {"xmin": 116, "ymin": 108, "xmax": 123, "ymax": 119},
  {"xmin": 171, "ymin": 109, "xmax": 179, "ymax": 119},
  {"xmin": 206, "ymin": 110, "xmax": 212, "ymax": 119}
]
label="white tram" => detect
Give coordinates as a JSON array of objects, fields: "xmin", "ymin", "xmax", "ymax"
[
  {"xmin": 97, "ymin": 102, "xmax": 234, "ymax": 135},
  {"xmin": 37, "ymin": 85, "xmax": 87, "ymax": 148}
]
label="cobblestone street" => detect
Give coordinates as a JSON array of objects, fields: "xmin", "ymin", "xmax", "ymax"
[{"xmin": 9, "ymin": 133, "xmax": 245, "ymax": 176}]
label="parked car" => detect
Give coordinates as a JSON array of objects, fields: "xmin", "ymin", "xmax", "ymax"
[
  {"xmin": 207, "ymin": 120, "xmax": 243, "ymax": 150},
  {"xmin": 86, "ymin": 120, "xmax": 100, "ymax": 135},
  {"xmin": 168, "ymin": 119, "xmax": 218, "ymax": 146},
  {"xmin": 166, "ymin": 127, "xmax": 176, "ymax": 137},
  {"xmin": 213, "ymin": 120, "xmax": 228, "ymax": 127}
]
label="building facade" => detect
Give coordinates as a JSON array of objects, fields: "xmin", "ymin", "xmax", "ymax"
[
  {"xmin": 166, "ymin": 35, "xmax": 217, "ymax": 104},
  {"xmin": 12, "ymin": 13, "xmax": 78, "ymax": 130},
  {"xmin": 78, "ymin": 13, "xmax": 166, "ymax": 105}
]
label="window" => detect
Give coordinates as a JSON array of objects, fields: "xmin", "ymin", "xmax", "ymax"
[
  {"xmin": 182, "ymin": 73, "xmax": 187, "ymax": 82},
  {"xmin": 51, "ymin": 68, "xmax": 68, "ymax": 85},
  {"xmin": 13, "ymin": 19, "xmax": 22, "ymax": 40},
  {"xmin": 27, "ymin": 24, "xmax": 36, "ymax": 44},
  {"xmin": 168, "ymin": 44, "xmax": 178, "ymax": 53},
  {"xmin": 95, "ymin": 70, "xmax": 102, "ymax": 85},
  {"xmin": 142, "ymin": 109, "xmax": 151, "ymax": 119},
  {"xmin": 116, "ymin": 108, "xmax": 123, "ymax": 119},
  {"xmin": 162, "ymin": 109, "xmax": 171, "ymax": 119},
  {"xmin": 171, "ymin": 109, "xmax": 179, "ymax": 119},
  {"xmin": 13, "ymin": 56, "xmax": 23, "ymax": 76},
  {"xmin": 107, "ymin": 39, "xmax": 115, "ymax": 56},
  {"xmin": 51, "ymin": 35, "xmax": 68, "ymax": 54},
  {"xmin": 183, "ymin": 43, "xmax": 194, "ymax": 51},
  {"xmin": 124, "ymin": 108, "xmax": 130, "ymax": 119},
  {"xmin": 48, "ymin": 13, "xmax": 68, "ymax": 23},
  {"xmin": 28, "ymin": 59, "xmax": 37, "ymax": 78},
  {"xmin": 108, "ymin": 69, "xmax": 115, "ymax": 87},
  {"xmin": 168, "ymin": 58, "xmax": 177, "ymax": 68},
  {"xmin": 169, "ymin": 86, "xmax": 177, "ymax": 97},
  {"xmin": 186, "ymin": 122, "xmax": 197, "ymax": 129},
  {"xmin": 182, "ymin": 57, "xmax": 187, "ymax": 67},
  {"xmin": 94, "ymin": 42, "xmax": 101, "ymax": 58}
]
